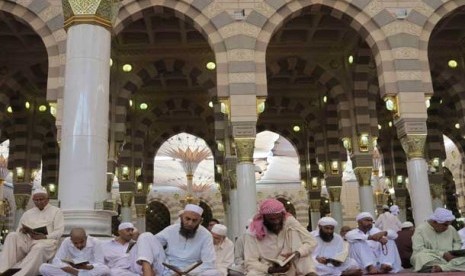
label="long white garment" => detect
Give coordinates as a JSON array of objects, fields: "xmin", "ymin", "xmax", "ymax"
[
  {"xmin": 458, "ymin": 228, "xmax": 465, "ymax": 249},
  {"xmin": 0, "ymin": 204, "xmax": 64, "ymax": 276},
  {"xmin": 310, "ymin": 231, "xmax": 359, "ymax": 276},
  {"xmin": 375, "ymin": 212, "xmax": 402, "ymax": 232},
  {"xmin": 39, "ymin": 236, "xmax": 110, "ymax": 276},
  {"xmin": 345, "ymin": 226, "xmax": 402, "ymax": 273},
  {"xmin": 214, "ymin": 237, "xmax": 234, "ymax": 276},
  {"xmin": 100, "ymin": 239, "xmax": 139, "ymax": 276},
  {"xmin": 138, "ymin": 224, "xmax": 220, "ymax": 276}
]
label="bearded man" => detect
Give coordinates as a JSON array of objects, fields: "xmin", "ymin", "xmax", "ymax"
[
  {"xmin": 244, "ymin": 198, "xmax": 317, "ymax": 276},
  {"xmin": 311, "ymin": 217, "xmax": 361, "ymax": 276},
  {"xmin": 345, "ymin": 212, "xmax": 402, "ymax": 274},
  {"xmin": 137, "ymin": 204, "xmax": 220, "ymax": 276}
]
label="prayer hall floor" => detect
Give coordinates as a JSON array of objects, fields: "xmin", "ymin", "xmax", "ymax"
[{"xmin": 378, "ymin": 270, "xmax": 463, "ymax": 275}]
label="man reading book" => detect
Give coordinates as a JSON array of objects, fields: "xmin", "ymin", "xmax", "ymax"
[
  {"xmin": 244, "ymin": 198, "xmax": 318, "ymax": 275},
  {"xmin": 411, "ymin": 207, "xmax": 465, "ymax": 273},
  {"xmin": 39, "ymin": 228, "xmax": 110, "ymax": 276},
  {"xmin": 0, "ymin": 186, "xmax": 64, "ymax": 276}
]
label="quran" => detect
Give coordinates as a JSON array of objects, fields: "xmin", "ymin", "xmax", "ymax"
[
  {"xmin": 262, "ymin": 252, "xmax": 297, "ymax": 267},
  {"xmin": 449, "ymin": 249, "xmax": 465, "ymax": 257},
  {"xmin": 0, "ymin": 268, "xmax": 21, "ymax": 276},
  {"xmin": 22, "ymin": 222, "xmax": 48, "ymax": 235},
  {"xmin": 61, "ymin": 257, "xmax": 90, "ymax": 267},
  {"xmin": 162, "ymin": 261, "xmax": 202, "ymax": 275}
]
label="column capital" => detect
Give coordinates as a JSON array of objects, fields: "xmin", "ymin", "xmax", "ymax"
[
  {"xmin": 234, "ymin": 138, "xmax": 255, "ymax": 163},
  {"xmin": 119, "ymin": 192, "xmax": 133, "ymax": 207},
  {"xmin": 309, "ymin": 199, "xmax": 321, "ymax": 212},
  {"xmin": 430, "ymin": 183, "xmax": 443, "ymax": 200},
  {"xmin": 399, "ymin": 134, "xmax": 427, "ymax": 159},
  {"xmin": 396, "ymin": 196, "xmax": 407, "ymax": 209},
  {"xmin": 135, "ymin": 204, "xmax": 146, "ymax": 218},
  {"xmin": 328, "ymin": 186, "xmax": 342, "ymax": 202},
  {"xmin": 354, "ymin": 167, "xmax": 372, "ymax": 186},
  {"xmin": 62, "ymin": 0, "xmax": 122, "ymax": 30},
  {"xmin": 14, "ymin": 194, "xmax": 30, "ymax": 210}
]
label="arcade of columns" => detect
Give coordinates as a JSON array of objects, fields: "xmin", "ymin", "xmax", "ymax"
[{"xmin": 1, "ymin": 0, "xmax": 465, "ymax": 240}]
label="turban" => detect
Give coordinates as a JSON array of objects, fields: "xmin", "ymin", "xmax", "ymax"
[
  {"xmin": 249, "ymin": 199, "xmax": 289, "ymax": 240},
  {"xmin": 211, "ymin": 224, "xmax": 227, "ymax": 236},
  {"xmin": 401, "ymin": 221, "xmax": 414, "ymax": 229},
  {"xmin": 184, "ymin": 204, "xmax": 203, "ymax": 215},
  {"xmin": 429, "ymin": 207, "xmax": 455, "ymax": 223},
  {"xmin": 118, "ymin": 222, "xmax": 135, "ymax": 230},
  {"xmin": 318, "ymin": 217, "xmax": 338, "ymax": 227},
  {"xmin": 356, "ymin": 212, "xmax": 374, "ymax": 221},
  {"xmin": 390, "ymin": 205, "xmax": 400, "ymax": 216},
  {"xmin": 32, "ymin": 186, "xmax": 48, "ymax": 196}
]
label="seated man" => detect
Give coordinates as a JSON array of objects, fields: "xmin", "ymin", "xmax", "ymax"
[
  {"xmin": 244, "ymin": 198, "xmax": 317, "ymax": 276},
  {"xmin": 40, "ymin": 228, "xmax": 110, "ymax": 276},
  {"xmin": 311, "ymin": 217, "xmax": 361, "ymax": 276},
  {"xmin": 207, "ymin": 218, "xmax": 220, "ymax": 232},
  {"xmin": 346, "ymin": 212, "xmax": 402, "ymax": 274},
  {"xmin": 0, "ymin": 187, "xmax": 64, "ymax": 276},
  {"xmin": 411, "ymin": 207, "xmax": 465, "ymax": 273},
  {"xmin": 137, "ymin": 204, "xmax": 220, "ymax": 276},
  {"xmin": 211, "ymin": 224, "xmax": 234, "ymax": 276},
  {"xmin": 395, "ymin": 221, "xmax": 414, "ymax": 269}
]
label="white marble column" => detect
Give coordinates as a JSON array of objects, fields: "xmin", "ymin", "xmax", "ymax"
[
  {"xmin": 58, "ymin": 23, "xmax": 113, "ymax": 236},
  {"xmin": 328, "ymin": 187, "xmax": 343, "ymax": 232},
  {"xmin": 13, "ymin": 194, "xmax": 29, "ymax": 229},
  {"xmin": 120, "ymin": 192, "xmax": 133, "ymax": 223},
  {"xmin": 135, "ymin": 204, "xmax": 146, "ymax": 232},
  {"xmin": 236, "ymin": 163, "xmax": 256, "ymax": 233},
  {"xmin": 229, "ymin": 189, "xmax": 240, "ymax": 240},
  {"xmin": 359, "ymin": 186, "xmax": 375, "ymax": 216},
  {"xmin": 407, "ymin": 158, "xmax": 433, "ymax": 224},
  {"xmin": 309, "ymin": 199, "xmax": 321, "ymax": 230}
]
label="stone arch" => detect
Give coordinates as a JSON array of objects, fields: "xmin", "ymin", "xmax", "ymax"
[
  {"xmin": 147, "ymin": 193, "xmax": 182, "ymax": 224},
  {"xmin": 198, "ymin": 192, "xmax": 225, "ymax": 225},
  {"xmin": 261, "ymin": 192, "xmax": 309, "ymax": 227},
  {"xmin": 146, "ymin": 200, "xmax": 171, "ymax": 234},
  {"xmin": 254, "ymin": 0, "xmax": 394, "ymax": 97}
]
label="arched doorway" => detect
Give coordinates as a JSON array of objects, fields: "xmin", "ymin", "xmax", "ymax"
[
  {"xmin": 199, "ymin": 201, "xmax": 213, "ymax": 228},
  {"xmin": 146, "ymin": 201, "xmax": 171, "ymax": 234},
  {"xmin": 276, "ymin": 197, "xmax": 296, "ymax": 217}
]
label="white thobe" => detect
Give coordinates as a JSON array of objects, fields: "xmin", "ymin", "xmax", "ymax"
[
  {"xmin": 346, "ymin": 226, "xmax": 402, "ymax": 273},
  {"xmin": 310, "ymin": 231, "xmax": 359, "ymax": 276},
  {"xmin": 458, "ymin": 228, "xmax": 465, "ymax": 249},
  {"xmin": 39, "ymin": 236, "xmax": 110, "ymax": 276},
  {"xmin": 244, "ymin": 216, "xmax": 317, "ymax": 275},
  {"xmin": 214, "ymin": 237, "xmax": 234, "ymax": 276},
  {"xmin": 375, "ymin": 212, "xmax": 402, "ymax": 232},
  {"xmin": 101, "ymin": 239, "xmax": 140, "ymax": 276},
  {"xmin": 138, "ymin": 224, "xmax": 220, "ymax": 276},
  {"xmin": 0, "ymin": 204, "xmax": 64, "ymax": 276}
]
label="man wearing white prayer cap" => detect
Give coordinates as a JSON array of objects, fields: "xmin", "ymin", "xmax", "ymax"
[
  {"xmin": 411, "ymin": 207, "xmax": 465, "ymax": 273},
  {"xmin": 0, "ymin": 186, "xmax": 64, "ymax": 276},
  {"xmin": 137, "ymin": 204, "xmax": 221, "ymax": 276},
  {"xmin": 311, "ymin": 217, "xmax": 361, "ymax": 276},
  {"xmin": 211, "ymin": 224, "xmax": 234, "ymax": 276},
  {"xmin": 345, "ymin": 212, "xmax": 402, "ymax": 274},
  {"xmin": 375, "ymin": 204, "xmax": 402, "ymax": 232},
  {"xmin": 395, "ymin": 221, "xmax": 415, "ymax": 269}
]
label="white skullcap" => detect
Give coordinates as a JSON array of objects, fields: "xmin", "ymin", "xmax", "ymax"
[
  {"xmin": 401, "ymin": 221, "xmax": 414, "ymax": 229},
  {"xmin": 184, "ymin": 204, "xmax": 203, "ymax": 215},
  {"xmin": 390, "ymin": 205, "xmax": 400, "ymax": 215},
  {"xmin": 429, "ymin": 207, "xmax": 455, "ymax": 223},
  {"xmin": 32, "ymin": 186, "xmax": 48, "ymax": 195},
  {"xmin": 211, "ymin": 224, "xmax": 227, "ymax": 236},
  {"xmin": 118, "ymin": 222, "xmax": 135, "ymax": 230},
  {"xmin": 318, "ymin": 217, "xmax": 338, "ymax": 227},
  {"xmin": 356, "ymin": 212, "xmax": 374, "ymax": 221}
]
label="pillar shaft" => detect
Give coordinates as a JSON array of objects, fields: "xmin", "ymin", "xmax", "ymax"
[
  {"xmin": 309, "ymin": 198, "xmax": 321, "ymax": 230},
  {"xmin": 354, "ymin": 167, "xmax": 375, "ymax": 216},
  {"xmin": 328, "ymin": 186, "xmax": 342, "ymax": 232}
]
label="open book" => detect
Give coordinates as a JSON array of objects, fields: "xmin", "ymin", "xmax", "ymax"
[
  {"xmin": 61, "ymin": 257, "xmax": 90, "ymax": 266},
  {"xmin": 162, "ymin": 261, "xmax": 202, "ymax": 275},
  {"xmin": 262, "ymin": 252, "xmax": 297, "ymax": 267},
  {"xmin": 0, "ymin": 268, "xmax": 21, "ymax": 276},
  {"xmin": 22, "ymin": 222, "xmax": 48, "ymax": 235},
  {"xmin": 449, "ymin": 249, "xmax": 465, "ymax": 257}
]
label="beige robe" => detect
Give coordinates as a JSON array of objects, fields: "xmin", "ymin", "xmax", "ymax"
[
  {"xmin": 214, "ymin": 237, "xmax": 234, "ymax": 276},
  {"xmin": 244, "ymin": 216, "xmax": 317, "ymax": 275}
]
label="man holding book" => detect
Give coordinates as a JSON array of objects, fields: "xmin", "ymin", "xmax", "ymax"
[
  {"xmin": 244, "ymin": 198, "xmax": 318, "ymax": 276},
  {"xmin": 39, "ymin": 228, "xmax": 110, "ymax": 276},
  {"xmin": 0, "ymin": 186, "xmax": 64, "ymax": 276},
  {"xmin": 411, "ymin": 207, "xmax": 465, "ymax": 273}
]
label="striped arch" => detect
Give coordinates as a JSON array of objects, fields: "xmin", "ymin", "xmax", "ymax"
[
  {"xmin": 198, "ymin": 193, "xmax": 225, "ymax": 225},
  {"xmin": 114, "ymin": 60, "xmax": 216, "ymax": 142},
  {"xmin": 253, "ymin": 0, "xmax": 394, "ymax": 97},
  {"xmin": 147, "ymin": 193, "xmax": 182, "ymax": 224},
  {"xmin": 0, "ymin": 1, "xmax": 66, "ymax": 101}
]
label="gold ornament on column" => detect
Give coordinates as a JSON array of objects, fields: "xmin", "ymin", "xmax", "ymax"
[
  {"xmin": 328, "ymin": 186, "xmax": 342, "ymax": 202},
  {"xmin": 62, "ymin": 0, "xmax": 122, "ymax": 30},
  {"xmin": 135, "ymin": 204, "xmax": 146, "ymax": 218},
  {"xmin": 400, "ymin": 134, "xmax": 426, "ymax": 159},
  {"xmin": 354, "ymin": 167, "xmax": 372, "ymax": 186},
  {"xmin": 234, "ymin": 138, "xmax": 255, "ymax": 163},
  {"xmin": 430, "ymin": 183, "xmax": 443, "ymax": 200},
  {"xmin": 119, "ymin": 192, "xmax": 133, "ymax": 208},
  {"xmin": 309, "ymin": 199, "xmax": 321, "ymax": 212},
  {"xmin": 14, "ymin": 194, "xmax": 30, "ymax": 210}
]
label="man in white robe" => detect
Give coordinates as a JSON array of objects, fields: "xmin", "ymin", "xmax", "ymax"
[
  {"xmin": 244, "ymin": 198, "xmax": 317, "ymax": 276},
  {"xmin": 39, "ymin": 228, "xmax": 110, "ymax": 276},
  {"xmin": 458, "ymin": 225, "xmax": 465, "ymax": 249},
  {"xmin": 346, "ymin": 212, "xmax": 402, "ymax": 274},
  {"xmin": 375, "ymin": 205, "xmax": 401, "ymax": 232},
  {"xmin": 137, "ymin": 204, "xmax": 221, "ymax": 276},
  {"xmin": 411, "ymin": 207, "xmax": 465, "ymax": 273},
  {"xmin": 311, "ymin": 217, "xmax": 361, "ymax": 276},
  {"xmin": 0, "ymin": 187, "xmax": 64, "ymax": 276},
  {"xmin": 211, "ymin": 224, "xmax": 234, "ymax": 276}
]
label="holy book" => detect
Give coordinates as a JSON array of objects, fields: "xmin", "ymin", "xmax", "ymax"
[
  {"xmin": 22, "ymin": 222, "xmax": 48, "ymax": 235},
  {"xmin": 61, "ymin": 257, "xmax": 90, "ymax": 267},
  {"xmin": 162, "ymin": 261, "xmax": 202, "ymax": 275},
  {"xmin": 262, "ymin": 252, "xmax": 297, "ymax": 267}
]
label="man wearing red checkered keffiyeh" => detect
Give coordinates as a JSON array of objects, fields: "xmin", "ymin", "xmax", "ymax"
[{"xmin": 244, "ymin": 198, "xmax": 318, "ymax": 275}]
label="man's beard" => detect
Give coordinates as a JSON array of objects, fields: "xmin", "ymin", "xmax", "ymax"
[
  {"xmin": 263, "ymin": 219, "xmax": 284, "ymax": 235},
  {"xmin": 179, "ymin": 221, "xmax": 199, "ymax": 239},
  {"xmin": 319, "ymin": 229, "xmax": 334, "ymax": 242}
]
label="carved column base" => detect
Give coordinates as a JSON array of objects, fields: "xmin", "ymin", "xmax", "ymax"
[{"xmin": 63, "ymin": 210, "xmax": 114, "ymax": 237}]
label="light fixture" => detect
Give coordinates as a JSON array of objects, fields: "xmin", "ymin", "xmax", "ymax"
[
  {"xmin": 318, "ymin": 162, "xmax": 325, "ymax": 173},
  {"xmin": 6, "ymin": 106, "xmax": 12, "ymax": 113},
  {"xmin": 257, "ymin": 98, "xmax": 266, "ymax": 114},
  {"xmin": 388, "ymin": 121, "xmax": 393, "ymax": 127},
  {"xmin": 384, "ymin": 96, "xmax": 397, "ymax": 112},
  {"xmin": 378, "ymin": 124, "xmax": 382, "ymax": 130},
  {"xmin": 15, "ymin": 167, "xmax": 24, "ymax": 181},
  {"xmin": 341, "ymin": 137, "xmax": 352, "ymax": 152},
  {"xmin": 121, "ymin": 166, "xmax": 130, "ymax": 180},
  {"xmin": 208, "ymin": 101, "xmax": 213, "ymax": 108},
  {"xmin": 122, "ymin": 64, "xmax": 132, "ymax": 72},
  {"xmin": 396, "ymin": 175, "xmax": 403, "ymax": 185},
  {"xmin": 311, "ymin": 177, "xmax": 318, "ymax": 188},
  {"xmin": 216, "ymin": 164, "xmax": 222, "ymax": 174},
  {"xmin": 216, "ymin": 141, "xmax": 224, "ymax": 152},
  {"xmin": 137, "ymin": 182, "xmax": 143, "ymax": 191},
  {"xmin": 448, "ymin": 59, "xmax": 458, "ymax": 68},
  {"xmin": 425, "ymin": 97, "xmax": 431, "ymax": 108},
  {"xmin": 38, "ymin": 105, "xmax": 47, "ymax": 112},
  {"xmin": 323, "ymin": 96, "xmax": 327, "ymax": 103},
  {"xmin": 358, "ymin": 133, "xmax": 369, "ymax": 152},
  {"xmin": 331, "ymin": 160, "xmax": 339, "ymax": 174},
  {"xmin": 25, "ymin": 102, "xmax": 30, "ymax": 109},
  {"xmin": 109, "ymin": 58, "xmax": 113, "ymax": 67},
  {"xmin": 348, "ymin": 55, "xmax": 354, "ymax": 64},
  {"xmin": 139, "ymin": 103, "xmax": 148, "ymax": 110},
  {"xmin": 48, "ymin": 183, "xmax": 56, "ymax": 192},
  {"xmin": 300, "ymin": 180, "xmax": 306, "ymax": 187},
  {"xmin": 135, "ymin": 167, "xmax": 142, "ymax": 177},
  {"xmin": 455, "ymin": 123, "xmax": 460, "ymax": 129},
  {"xmin": 293, "ymin": 125, "xmax": 300, "ymax": 132},
  {"xmin": 129, "ymin": 100, "xmax": 133, "ymax": 107},
  {"xmin": 49, "ymin": 104, "xmax": 57, "ymax": 116},
  {"xmin": 206, "ymin": 62, "xmax": 216, "ymax": 70}
]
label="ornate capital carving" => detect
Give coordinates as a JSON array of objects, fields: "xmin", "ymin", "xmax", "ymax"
[
  {"xmin": 62, "ymin": 0, "xmax": 121, "ymax": 30},
  {"xmin": 328, "ymin": 186, "xmax": 342, "ymax": 202},
  {"xmin": 400, "ymin": 134, "xmax": 426, "ymax": 159},
  {"xmin": 120, "ymin": 192, "xmax": 133, "ymax": 207},
  {"xmin": 14, "ymin": 194, "xmax": 30, "ymax": 210},
  {"xmin": 396, "ymin": 196, "xmax": 407, "ymax": 209},
  {"xmin": 354, "ymin": 167, "xmax": 372, "ymax": 186},
  {"xmin": 234, "ymin": 138, "xmax": 255, "ymax": 163},
  {"xmin": 135, "ymin": 204, "xmax": 146, "ymax": 218},
  {"xmin": 309, "ymin": 199, "xmax": 321, "ymax": 212},
  {"xmin": 430, "ymin": 183, "xmax": 443, "ymax": 199}
]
